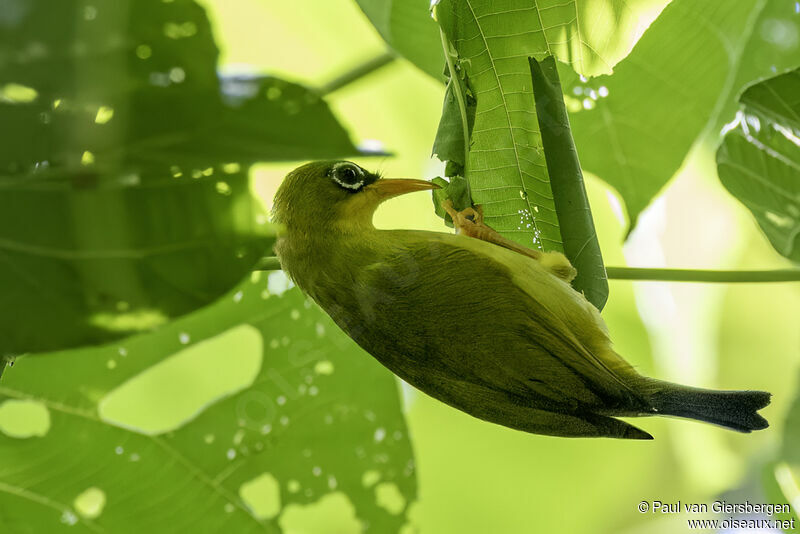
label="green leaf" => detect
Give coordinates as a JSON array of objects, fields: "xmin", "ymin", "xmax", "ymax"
[
  {"xmin": 529, "ymin": 56, "xmax": 608, "ymax": 310},
  {"xmin": 772, "ymin": 370, "xmax": 800, "ymax": 523},
  {"xmin": 429, "ymin": 0, "xmax": 673, "ymax": 252},
  {"xmin": 431, "ymin": 175, "xmax": 471, "ymax": 227},
  {"xmin": 762, "ymin": 461, "xmax": 800, "ymax": 527},
  {"xmin": 0, "ymin": 168, "xmax": 273, "ymax": 356},
  {"xmin": 782, "ymin": 370, "xmax": 800, "ymax": 465},
  {"xmin": 716, "ymin": 68, "xmax": 800, "ymax": 263},
  {"xmin": 430, "ymin": 0, "xmax": 648, "ymax": 287},
  {"xmin": 361, "ymin": 0, "xmax": 670, "ymax": 81},
  {"xmin": 434, "ymin": 0, "xmax": 563, "ymax": 252},
  {"xmin": 431, "ymin": 74, "xmax": 476, "ymax": 167},
  {"xmin": 354, "ymin": 0, "xmax": 444, "ymax": 81},
  {"xmin": 0, "ymin": 279, "xmax": 416, "ymax": 533},
  {"xmin": 0, "ymin": 0, "xmax": 363, "ymax": 355},
  {"xmin": 565, "ymin": 0, "xmax": 800, "ymax": 231}
]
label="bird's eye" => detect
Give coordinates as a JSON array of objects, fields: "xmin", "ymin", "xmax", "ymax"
[
  {"xmin": 341, "ymin": 167, "xmax": 356, "ymax": 181},
  {"xmin": 329, "ymin": 162, "xmax": 365, "ymax": 191}
]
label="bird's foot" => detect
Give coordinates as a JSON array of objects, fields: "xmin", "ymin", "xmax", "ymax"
[
  {"xmin": 442, "ymin": 199, "xmax": 543, "ymax": 258},
  {"xmin": 440, "ymin": 199, "xmax": 576, "ymax": 282},
  {"xmin": 442, "ymin": 199, "xmax": 489, "ymax": 238}
]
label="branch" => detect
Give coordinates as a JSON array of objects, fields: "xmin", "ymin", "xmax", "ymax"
[
  {"xmin": 254, "ymin": 256, "xmax": 800, "ymax": 283},
  {"xmin": 606, "ymin": 267, "xmax": 800, "ymax": 283},
  {"xmin": 319, "ymin": 51, "xmax": 396, "ymax": 96},
  {"xmin": 254, "ymin": 256, "xmax": 282, "ymax": 271}
]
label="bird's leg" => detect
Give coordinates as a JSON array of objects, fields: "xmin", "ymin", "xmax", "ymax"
[
  {"xmin": 442, "ymin": 199, "xmax": 577, "ymax": 282},
  {"xmin": 443, "ymin": 200, "xmax": 541, "ymax": 259}
]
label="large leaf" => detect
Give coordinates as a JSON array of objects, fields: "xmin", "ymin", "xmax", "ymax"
[
  {"xmin": 0, "ymin": 170, "xmax": 272, "ymax": 357},
  {"xmin": 716, "ymin": 68, "xmax": 800, "ymax": 262},
  {"xmin": 434, "ymin": 0, "xmax": 564, "ymax": 252},
  {"xmin": 565, "ymin": 0, "xmax": 800, "ymax": 231},
  {"xmin": 361, "ymin": 0, "xmax": 669, "ymax": 81},
  {"xmin": 0, "ymin": 278, "xmax": 416, "ymax": 533},
  {"xmin": 354, "ymin": 0, "xmax": 444, "ymax": 81},
  {"xmin": 529, "ymin": 56, "xmax": 608, "ymax": 310},
  {"xmin": 0, "ymin": 0, "xmax": 361, "ymax": 355},
  {"xmin": 432, "ymin": 0, "xmax": 667, "ymax": 252}
]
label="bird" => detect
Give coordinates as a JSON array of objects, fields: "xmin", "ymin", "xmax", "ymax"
[{"xmin": 271, "ymin": 160, "xmax": 771, "ymax": 439}]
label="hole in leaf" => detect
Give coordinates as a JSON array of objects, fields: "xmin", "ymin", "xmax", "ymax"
[
  {"xmin": 239, "ymin": 472, "xmax": 281, "ymax": 520},
  {"xmin": 375, "ymin": 482, "xmax": 406, "ymax": 515},
  {"xmin": 98, "ymin": 325, "xmax": 262, "ymax": 435},
  {"xmin": 279, "ymin": 493, "xmax": 360, "ymax": 534},
  {"xmin": 94, "ymin": 106, "xmax": 114, "ymax": 124},
  {"xmin": 361, "ymin": 470, "xmax": 381, "ymax": 488},
  {"xmin": 0, "ymin": 83, "xmax": 38, "ymax": 103},
  {"xmin": 267, "ymin": 271, "xmax": 294, "ymax": 296},
  {"xmin": 314, "ymin": 360, "xmax": 334, "ymax": 375},
  {"xmin": 74, "ymin": 487, "xmax": 106, "ymax": 519},
  {"xmin": 0, "ymin": 399, "xmax": 50, "ymax": 438}
]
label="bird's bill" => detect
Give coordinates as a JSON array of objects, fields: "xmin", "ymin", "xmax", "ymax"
[{"xmin": 366, "ymin": 179, "xmax": 440, "ymax": 199}]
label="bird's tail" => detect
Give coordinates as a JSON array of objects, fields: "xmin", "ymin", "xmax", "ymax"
[{"xmin": 645, "ymin": 381, "xmax": 771, "ymax": 433}]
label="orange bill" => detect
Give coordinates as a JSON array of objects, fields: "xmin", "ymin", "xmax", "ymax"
[{"xmin": 366, "ymin": 179, "xmax": 440, "ymax": 200}]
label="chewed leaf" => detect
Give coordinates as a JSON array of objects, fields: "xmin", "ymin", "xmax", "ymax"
[
  {"xmin": 565, "ymin": 0, "xmax": 800, "ymax": 234},
  {"xmin": 0, "ymin": 280, "xmax": 416, "ymax": 532},
  {"xmin": 435, "ymin": 0, "xmax": 563, "ymax": 253},
  {"xmin": 717, "ymin": 68, "xmax": 800, "ymax": 262},
  {"xmin": 360, "ymin": 0, "xmax": 666, "ymax": 81}
]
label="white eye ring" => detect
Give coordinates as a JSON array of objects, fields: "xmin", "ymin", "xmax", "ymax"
[{"xmin": 330, "ymin": 162, "xmax": 365, "ymax": 190}]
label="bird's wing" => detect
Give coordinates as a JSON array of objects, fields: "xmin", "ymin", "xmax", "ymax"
[{"xmin": 352, "ymin": 231, "xmax": 638, "ymax": 411}]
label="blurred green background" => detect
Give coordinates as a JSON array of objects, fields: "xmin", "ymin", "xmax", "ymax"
[
  {"xmin": 1, "ymin": 0, "xmax": 799, "ymax": 533},
  {"xmin": 178, "ymin": 0, "xmax": 800, "ymax": 531}
]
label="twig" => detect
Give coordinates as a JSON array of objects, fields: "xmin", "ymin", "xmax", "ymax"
[
  {"xmin": 254, "ymin": 256, "xmax": 282, "ymax": 271},
  {"xmin": 606, "ymin": 267, "xmax": 800, "ymax": 283},
  {"xmin": 319, "ymin": 51, "xmax": 396, "ymax": 96},
  {"xmin": 254, "ymin": 256, "xmax": 800, "ymax": 283}
]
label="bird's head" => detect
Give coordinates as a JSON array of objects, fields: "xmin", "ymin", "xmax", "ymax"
[{"xmin": 272, "ymin": 160, "xmax": 439, "ymax": 234}]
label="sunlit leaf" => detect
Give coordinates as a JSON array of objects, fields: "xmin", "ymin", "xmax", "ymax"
[
  {"xmin": 434, "ymin": 0, "xmax": 562, "ymax": 252},
  {"xmin": 432, "ymin": 0, "xmax": 663, "ymax": 251},
  {"xmin": 529, "ymin": 56, "xmax": 608, "ymax": 310},
  {"xmin": 565, "ymin": 0, "xmax": 800, "ymax": 231},
  {"xmin": 359, "ymin": 0, "xmax": 668, "ymax": 81},
  {"xmin": 0, "ymin": 279, "xmax": 416, "ymax": 533},
  {"xmin": 716, "ymin": 68, "xmax": 800, "ymax": 262},
  {"xmin": 354, "ymin": 0, "xmax": 444, "ymax": 81},
  {"xmin": 0, "ymin": 0, "xmax": 362, "ymax": 355}
]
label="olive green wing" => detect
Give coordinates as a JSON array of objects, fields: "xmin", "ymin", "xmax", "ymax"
[{"xmin": 354, "ymin": 232, "xmax": 639, "ymax": 412}]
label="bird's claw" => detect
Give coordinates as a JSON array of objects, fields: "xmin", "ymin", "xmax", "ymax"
[
  {"xmin": 441, "ymin": 199, "xmax": 486, "ymax": 237},
  {"xmin": 440, "ymin": 199, "xmax": 576, "ymax": 281}
]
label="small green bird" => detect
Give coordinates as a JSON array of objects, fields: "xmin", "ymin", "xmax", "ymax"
[{"xmin": 272, "ymin": 160, "xmax": 770, "ymax": 439}]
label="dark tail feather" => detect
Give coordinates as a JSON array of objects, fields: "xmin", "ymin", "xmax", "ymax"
[{"xmin": 647, "ymin": 383, "xmax": 771, "ymax": 433}]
